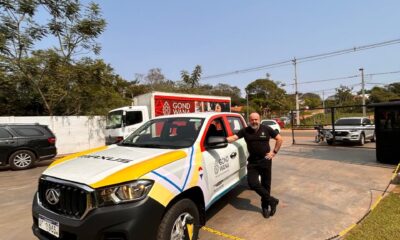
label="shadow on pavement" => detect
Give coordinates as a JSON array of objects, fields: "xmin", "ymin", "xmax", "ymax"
[
  {"xmin": 205, "ymin": 181, "xmax": 263, "ymax": 220},
  {"xmin": 281, "ymin": 144, "xmax": 394, "ymax": 169}
]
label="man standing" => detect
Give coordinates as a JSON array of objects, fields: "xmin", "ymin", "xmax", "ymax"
[{"xmin": 227, "ymin": 112, "xmax": 283, "ymax": 218}]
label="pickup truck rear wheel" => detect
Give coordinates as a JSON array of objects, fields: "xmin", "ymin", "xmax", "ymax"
[{"xmin": 157, "ymin": 199, "xmax": 200, "ymax": 240}]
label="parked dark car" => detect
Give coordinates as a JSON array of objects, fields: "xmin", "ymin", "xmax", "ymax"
[{"xmin": 0, "ymin": 124, "xmax": 57, "ymax": 170}]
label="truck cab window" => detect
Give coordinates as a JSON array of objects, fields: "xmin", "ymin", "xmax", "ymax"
[
  {"xmin": 126, "ymin": 111, "xmax": 143, "ymax": 126},
  {"xmin": 205, "ymin": 118, "xmax": 227, "ymax": 144}
]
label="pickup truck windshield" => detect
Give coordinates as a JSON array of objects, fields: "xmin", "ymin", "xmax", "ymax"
[
  {"xmin": 335, "ymin": 119, "xmax": 361, "ymax": 126},
  {"xmin": 121, "ymin": 117, "xmax": 204, "ymax": 149}
]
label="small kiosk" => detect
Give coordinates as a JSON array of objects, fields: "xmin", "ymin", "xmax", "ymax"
[{"xmin": 370, "ymin": 101, "xmax": 400, "ymax": 164}]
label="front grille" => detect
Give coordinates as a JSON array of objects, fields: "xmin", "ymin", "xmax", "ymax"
[
  {"xmin": 38, "ymin": 178, "xmax": 93, "ymax": 219},
  {"xmin": 332, "ymin": 131, "xmax": 349, "ymax": 136}
]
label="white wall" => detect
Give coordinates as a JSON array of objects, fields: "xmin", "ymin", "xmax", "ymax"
[{"xmin": 0, "ymin": 116, "xmax": 106, "ymax": 155}]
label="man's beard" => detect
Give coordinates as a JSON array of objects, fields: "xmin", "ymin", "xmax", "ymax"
[{"xmin": 250, "ymin": 123, "xmax": 259, "ymax": 130}]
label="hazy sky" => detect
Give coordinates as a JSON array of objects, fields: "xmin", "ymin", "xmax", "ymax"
[{"xmin": 76, "ymin": 0, "xmax": 400, "ymax": 98}]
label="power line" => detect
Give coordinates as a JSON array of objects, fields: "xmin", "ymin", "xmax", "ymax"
[
  {"xmin": 288, "ymin": 83, "xmax": 362, "ymax": 95},
  {"xmin": 366, "ymin": 70, "xmax": 400, "ymax": 77},
  {"xmin": 202, "ymin": 38, "xmax": 400, "ymax": 80},
  {"xmin": 202, "ymin": 60, "xmax": 292, "ymax": 80},
  {"xmin": 290, "ymin": 69, "xmax": 400, "ymax": 86},
  {"xmin": 290, "ymin": 74, "xmax": 359, "ymax": 85}
]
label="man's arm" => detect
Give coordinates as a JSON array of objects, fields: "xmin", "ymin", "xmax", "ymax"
[
  {"xmin": 226, "ymin": 134, "xmax": 239, "ymax": 143},
  {"xmin": 266, "ymin": 134, "xmax": 283, "ymax": 159}
]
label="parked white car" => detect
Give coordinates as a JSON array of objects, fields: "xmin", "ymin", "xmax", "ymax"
[
  {"xmin": 261, "ymin": 119, "xmax": 281, "ymax": 133},
  {"xmin": 325, "ymin": 117, "xmax": 375, "ymax": 145}
]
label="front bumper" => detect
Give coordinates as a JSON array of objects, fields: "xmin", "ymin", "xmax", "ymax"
[
  {"xmin": 326, "ymin": 132, "xmax": 361, "ymax": 142},
  {"xmin": 32, "ymin": 192, "xmax": 165, "ymax": 240}
]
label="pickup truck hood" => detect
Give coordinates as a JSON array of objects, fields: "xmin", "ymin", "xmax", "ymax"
[{"xmin": 43, "ymin": 145, "xmax": 187, "ymax": 188}]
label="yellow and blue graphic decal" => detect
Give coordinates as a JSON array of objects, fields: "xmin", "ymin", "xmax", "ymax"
[{"xmin": 151, "ymin": 146, "xmax": 195, "ymax": 192}]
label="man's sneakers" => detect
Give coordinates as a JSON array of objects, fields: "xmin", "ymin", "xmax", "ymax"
[
  {"xmin": 261, "ymin": 197, "xmax": 279, "ymax": 218},
  {"xmin": 269, "ymin": 197, "xmax": 279, "ymax": 217},
  {"xmin": 262, "ymin": 206, "xmax": 270, "ymax": 218}
]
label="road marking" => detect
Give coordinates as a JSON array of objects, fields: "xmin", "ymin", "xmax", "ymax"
[{"xmin": 201, "ymin": 226, "xmax": 244, "ymax": 240}]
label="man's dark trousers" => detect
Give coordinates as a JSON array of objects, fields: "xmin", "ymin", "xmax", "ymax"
[{"xmin": 247, "ymin": 158, "xmax": 272, "ymax": 208}]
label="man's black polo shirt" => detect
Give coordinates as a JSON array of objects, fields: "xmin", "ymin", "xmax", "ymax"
[{"xmin": 236, "ymin": 124, "xmax": 278, "ymax": 162}]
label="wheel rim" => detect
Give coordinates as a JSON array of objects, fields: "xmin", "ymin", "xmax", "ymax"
[
  {"xmin": 170, "ymin": 212, "xmax": 194, "ymax": 240},
  {"xmin": 361, "ymin": 135, "xmax": 365, "ymax": 145},
  {"xmin": 13, "ymin": 153, "xmax": 32, "ymax": 168}
]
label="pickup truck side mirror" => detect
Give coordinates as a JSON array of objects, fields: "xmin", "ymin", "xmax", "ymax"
[{"xmin": 206, "ymin": 136, "xmax": 228, "ymax": 149}]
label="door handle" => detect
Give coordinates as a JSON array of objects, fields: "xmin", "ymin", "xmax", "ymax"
[{"xmin": 230, "ymin": 152, "xmax": 237, "ymax": 158}]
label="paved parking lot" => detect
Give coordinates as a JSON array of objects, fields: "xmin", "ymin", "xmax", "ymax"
[{"xmin": 0, "ymin": 137, "xmax": 395, "ymax": 240}]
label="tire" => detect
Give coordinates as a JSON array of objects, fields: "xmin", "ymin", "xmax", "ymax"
[
  {"xmin": 157, "ymin": 199, "xmax": 200, "ymax": 240},
  {"xmin": 358, "ymin": 133, "xmax": 365, "ymax": 146},
  {"xmin": 371, "ymin": 132, "xmax": 376, "ymax": 142},
  {"xmin": 327, "ymin": 140, "xmax": 334, "ymax": 145},
  {"xmin": 9, "ymin": 150, "xmax": 36, "ymax": 170}
]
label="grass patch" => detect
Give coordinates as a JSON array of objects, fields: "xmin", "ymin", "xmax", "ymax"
[{"xmin": 344, "ymin": 187, "xmax": 400, "ymax": 240}]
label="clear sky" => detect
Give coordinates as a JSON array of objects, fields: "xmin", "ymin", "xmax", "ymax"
[{"xmin": 82, "ymin": 0, "xmax": 400, "ymax": 98}]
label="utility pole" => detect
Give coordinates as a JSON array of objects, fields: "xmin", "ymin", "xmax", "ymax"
[
  {"xmin": 359, "ymin": 68, "xmax": 366, "ymax": 116},
  {"xmin": 293, "ymin": 58, "xmax": 300, "ymax": 125}
]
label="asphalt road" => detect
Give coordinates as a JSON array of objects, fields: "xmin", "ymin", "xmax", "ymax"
[{"xmin": 0, "ymin": 130, "xmax": 392, "ymax": 240}]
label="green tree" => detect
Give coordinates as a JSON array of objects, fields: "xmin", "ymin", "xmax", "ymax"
[
  {"xmin": 245, "ymin": 79, "xmax": 288, "ymax": 116},
  {"xmin": 57, "ymin": 58, "xmax": 130, "ymax": 115},
  {"xmin": 387, "ymin": 82, "xmax": 400, "ymax": 96},
  {"xmin": 181, "ymin": 65, "xmax": 202, "ymax": 88},
  {"xmin": 0, "ymin": 0, "xmax": 106, "ymax": 115},
  {"xmin": 210, "ymin": 83, "xmax": 242, "ymax": 106},
  {"xmin": 334, "ymin": 85, "xmax": 358, "ymax": 106},
  {"xmin": 301, "ymin": 92, "xmax": 322, "ymax": 109},
  {"xmin": 369, "ymin": 86, "xmax": 398, "ymax": 103}
]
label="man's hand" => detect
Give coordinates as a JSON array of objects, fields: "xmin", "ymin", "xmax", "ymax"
[
  {"xmin": 266, "ymin": 134, "xmax": 283, "ymax": 159},
  {"xmin": 226, "ymin": 134, "xmax": 239, "ymax": 143},
  {"xmin": 266, "ymin": 151, "xmax": 275, "ymax": 159}
]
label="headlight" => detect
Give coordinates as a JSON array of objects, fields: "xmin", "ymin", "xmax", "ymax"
[{"xmin": 96, "ymin": 180, "xmax": 154, "ymax": 207}]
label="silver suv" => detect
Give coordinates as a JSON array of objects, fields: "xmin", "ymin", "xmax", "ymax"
[{"xmin": 325, "ymin": 117, "xmax": 375, "ymax": 145}]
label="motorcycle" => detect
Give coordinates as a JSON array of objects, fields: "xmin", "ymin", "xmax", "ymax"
[{"xmin": 314, "ymin": 125, "xmax": 325, "ymax": 143}]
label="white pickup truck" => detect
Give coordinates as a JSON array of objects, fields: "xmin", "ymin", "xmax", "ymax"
[
  {"xmin": 325, "ymin": 117, "xmax": 375, "ymax": 145},
  {"xmin": 32, "ymin": 112, "xmax": 248, "ymax": 240}
]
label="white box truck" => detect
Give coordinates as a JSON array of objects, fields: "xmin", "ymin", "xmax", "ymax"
[{"xmin": 105, "ymin": 92, "xmax": 231, "ymax": 144}]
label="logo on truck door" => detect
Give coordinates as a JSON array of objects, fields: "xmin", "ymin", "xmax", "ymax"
[{"xmin": 214, "ymin": 155, "xmax": 230, "ymax": 175}]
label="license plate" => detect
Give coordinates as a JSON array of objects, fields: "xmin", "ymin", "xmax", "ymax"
[{"xmin": 38, "ymin": 215, "xmax": 59, "ymax": 238}]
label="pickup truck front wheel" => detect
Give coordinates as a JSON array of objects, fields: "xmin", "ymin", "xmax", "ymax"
[{"xmin": 157, "ymin": 199, "xmax": 200, "ymax": 240}]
